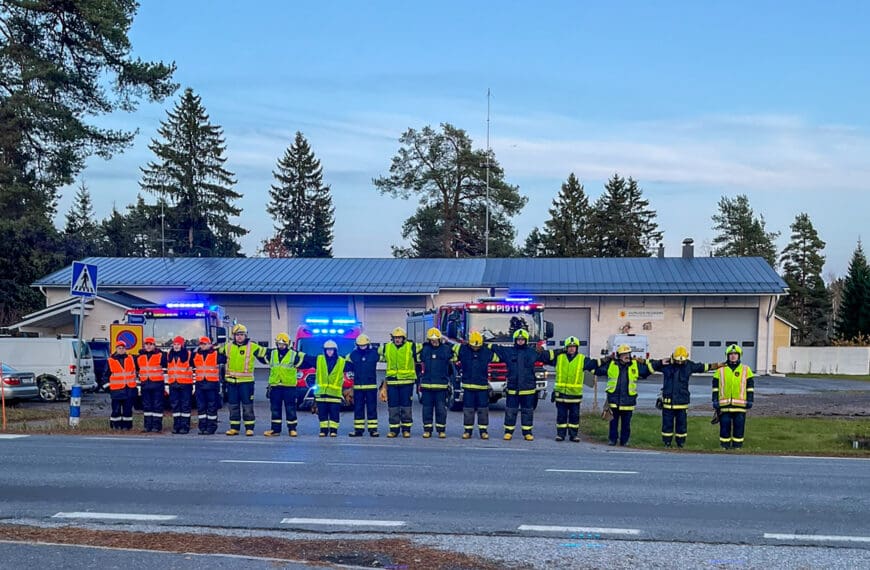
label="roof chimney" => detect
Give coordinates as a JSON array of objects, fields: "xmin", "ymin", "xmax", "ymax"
[
  {"xmin": 657, "ymin": 243, "xmax": 665, "ymax": 259},
  {"xmin": 682, "ymin": 238, "xmax": 694, "ymax": 259}
]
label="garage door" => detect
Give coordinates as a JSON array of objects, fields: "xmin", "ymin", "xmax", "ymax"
[
  {"xmin": 691, "ymin": 308, "xmax": 758, "ymax": 369},
  {"xmin": 544, "ymin": 308, "xmax": 592, "ymax": 355},
  {"xmin": 222, "ymin": 302, "xmax": 271, "ymax": 347},
  {"xmin": 364, "ymin": 297, "xmax": 427, "ymax": 344}
]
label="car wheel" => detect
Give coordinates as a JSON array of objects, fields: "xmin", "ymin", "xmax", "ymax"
[{"xmin": 38, "ymin": 378, "xmax": 61, "ymax": 402}]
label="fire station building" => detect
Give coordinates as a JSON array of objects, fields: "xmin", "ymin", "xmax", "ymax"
[{"xmin": 18, "ymin": 242, "xmax": 787, "ymax": 372}]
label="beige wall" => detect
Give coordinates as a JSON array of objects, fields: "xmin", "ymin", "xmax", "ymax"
[{"xmin": 772, "ymin": 318, "xmax": 793, "ymax": 369}]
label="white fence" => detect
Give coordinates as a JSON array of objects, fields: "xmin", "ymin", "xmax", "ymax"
[{"xmin": 776, "ymin": 347, "xmax": 870, "ymax": 375}]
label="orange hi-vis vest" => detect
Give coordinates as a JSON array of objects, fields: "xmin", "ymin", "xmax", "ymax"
[
  {"xmin": 136, "ymin": 352, "xmax": 164, "ymax": 382},
  {"xmin": 167, "ymin": 352, "xmax": 194, "ymax": 385},
  {"xmin": 108, "ymin": 356, "xmax": 137, "ymax": 390},
  {"xmin": 194, "ymin": 350, "xmax": 220, "ymax": 383}
]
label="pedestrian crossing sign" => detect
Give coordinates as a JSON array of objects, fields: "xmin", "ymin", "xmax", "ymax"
[{"xmin": 70, "ymin": 261, "xmax": 98, "ymax": 298}]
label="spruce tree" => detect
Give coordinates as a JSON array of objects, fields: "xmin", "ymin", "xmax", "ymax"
[
  {"xmin": 266, "ymin": 132, "xmax": 334, "ymax": 258},
  {"xmin": 588, "ymin": 174, "xmax": 662, "ymax": 257},
  {"xmin": 835, "ymin": 241, "xmax": 870, "ymax": 340},
  {"xmin": 539, "ymin": 173, "xmax": 592, "ymax": 257},
  {"xmin": 778, "ymin": 213, "xmax": 831, "ymax": 345},
  {"xmin": 522, "ymin": 228, "xmax": 548, "ymax": 258},
  {"xmin": 63, "ymin": 181, "xmax": 103, "ymax": 259},
  {"xmin": 140, "ymin": 88, "xmax": 244, "ymax": 257},
  {"xmin": 711, "ymin": 194, "xmax": 779, "ymax": 266}
]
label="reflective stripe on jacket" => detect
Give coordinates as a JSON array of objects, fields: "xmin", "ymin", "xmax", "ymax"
[
  {"xmin": 315, "ymin": 355, "xmax": 346, "ymax": 400},
  {"xmin": 136, "ymin": 351, "xmax": 164, "ymax": 383},
  {"xmin": 108, "ymin": 355, "xmax": 137, "ymax": 390},
  {"xmin": 193, "ymin": 350, "xmax": 220, "ymax": 383}
]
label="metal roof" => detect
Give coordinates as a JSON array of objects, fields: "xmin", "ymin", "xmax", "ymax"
[{"xmin": 33, "ymin": 257, "xmax": 787, "ymax": 296}]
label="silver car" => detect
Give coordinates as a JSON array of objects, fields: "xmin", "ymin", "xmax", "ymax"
[{"xmin": 1, "ymin": 363, "xmax": 39, "ymax": 401}]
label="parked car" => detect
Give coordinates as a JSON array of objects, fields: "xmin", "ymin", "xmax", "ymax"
[
  {"xmin": 87, "ymin": 338, "xmax": 111, "ymax": 391},
  {"xmin": 0, "ymin": 363, "xmax": 39, "ymax": 402},
  {"xmin": 0, "ymin": 337, "xmax": 97, "ymax": 402}
]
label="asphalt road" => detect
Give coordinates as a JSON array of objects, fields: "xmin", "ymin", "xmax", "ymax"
[{"xmin": 1, "ymin": 428, "xmax": 868, "ymax": 550}]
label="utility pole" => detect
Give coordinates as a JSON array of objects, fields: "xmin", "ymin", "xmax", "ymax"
[{"xmin": 485, "ymin": 88, "xmax": 491, "ymax": 258}]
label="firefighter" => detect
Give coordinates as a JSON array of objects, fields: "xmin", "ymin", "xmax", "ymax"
[
  {"xmin": 452, "ymin": 331, "xmax": 499, "ymax": 440},
  {"xmin": 713, "ymin": 344, "xmax": 755, "ymax": 450},
  {"xmin": 417, "ymin": 328, "xmax": 454, "ymax": 439},
  {"xmin": 136, "ymin": 336, "xmax": 167, "ymax": 433},
  {"xmin": 263, "ymin": 333, "xmax": 314, "ymax": 437},
  {"xmin": 166, "ymin": 336, "xmax": 195, "ymax": 434},
  {"xmin": 107, "ymin": 340, "xmax": 136, "ymax": 430},
  {"xmin": 595, "ymin": 344, "xmax": 654, "ymax": 446},
  {"xmin": 219, "ymin": 324, "xmax": 267, "ymax": 436},
  {"xmin": 491, "ymin": 329, "xmax": 543, "ymax": 441},
  {"xmin": 378, "ymin": 327, "xmax": 420, "ymax": 438},
  {"xmin": 650, "ymin": 346, "xmax": 723, "ymax": 448},
  {"xmin": 346, "ymin": 334, "xmax": 380, "ymax": 437},
  {"xmin": 192, "ymin": 336, "xmax": 223, "ymax": 435},
  {"xmin": 315, "ymin": 340, "xmax": 347, "ymax": 437},
  {"xmin": 545, "ymin": 336, "xmax": 602, "ymax": 442}
]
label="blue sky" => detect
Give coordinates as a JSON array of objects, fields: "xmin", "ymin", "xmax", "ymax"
[{"xmin": 62, "ymin": 0, "xmax": 870, "ymax": 276}]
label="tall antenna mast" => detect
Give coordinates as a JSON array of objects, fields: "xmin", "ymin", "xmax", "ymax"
[{"xmin": 485, "ymin": 88, "xmax": 491, "ymax": 257}]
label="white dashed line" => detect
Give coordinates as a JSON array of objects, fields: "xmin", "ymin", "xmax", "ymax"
[
  {"xmin": 764, "ymin": 532, "xmax": 870, "ymax": 543},
  {"xmin": 219, "ymin": 460, "xmax": 304, "ymax": 465},
  {"xmin": 281, "ymin": 517, "xmax": 405, "ymax": 527},
  {"xmin": 519, "ymin": 524, "xmax": 641, "ymax": 536},
  {"xmin": 0, "ymin": 434, "xmax": 29, "ymax": 439},
  {"xmin": 53, "ymin": 512, "xmax": 177, "ymax": 521},
  {"xmin": 546, "ymin": 469, "xmax": 638, "ymax": 475},
  {"xmin": 780, "ymin": 455, "xmax": 870, "ymax": 462}
]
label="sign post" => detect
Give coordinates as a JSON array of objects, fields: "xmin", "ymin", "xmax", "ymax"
[{"xmin": 70, "ymin": 261, "xmax": 98, "ymax": 428}]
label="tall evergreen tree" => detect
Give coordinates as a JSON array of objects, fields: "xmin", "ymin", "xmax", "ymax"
[
  {"xmin": 587, "ymin": 174, "xmax": 662, "ymax": 257},
  {"xmin": 266, "ymin": 132, "xmax": 334, "ymax": 258},
  {"xmin": 835, "ymin": 241, "xmax": 870, "ymax": 340},
  {"xmin": 0, "ymin": 0, "xmax": 176, "ymax": 324},
  {"xmin": 140, "ymin": 88, "xmax": 244, "ymax": 257},
  {"xmin": 521, "ymin": 227, "xmax": 548, "ymax": 258},
  {"xmin": 63, "ymin": 181, "xmax": 103, "ymax": 259},
  {"xmin": 711, "ymin": 194, "xmax": 779, "ymax": 266},
  {"xmin": 778, "ymin": 213, "xmax": 831, "ymax": 345},
  {"xmin": 98, "ymin": 196, "xmax": 162, "ymax": 257},
  {"xmin": 539, "ymin": 173, "xmax": 593, "ymax": 257},
  {"xmin": 375, "ymin": 123, "xmax": 526, "ymax": 258}
]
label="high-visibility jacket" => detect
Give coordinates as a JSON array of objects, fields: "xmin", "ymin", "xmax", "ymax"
[
  {"xmin": 193, "ymin": 349, "xmax": 220, "ymax": 383},
  {"xmin": 714, "ymin": 364, "xmax": 755, "ymax": 412},
  {"xmin": 554, "ymin": 353, "xmax": 595, "ymax": 398},
  {"xmin": 379, "ymin": 341, "xmax": 418, "ymax": 384},
  {"xmin": 600, "ymin": 360, "xmax": 653, "ymax": 410},
  {"xmin": 315, "ymin": 355, "xmax": 345, "ymax": 400},
  {"xmin": 108, "ymin": 355, "xmax": 137, "ymax": 390},
  {"xmin": 268, "ymin": 348, "xmax": 305, "ymax": 387},
  {"xmin": 452, "ymin": 344, "xmax": 498, "ymax": 390},
  {"xmin": 221, "ymin": 340, "xmax": 266, "ymax": 383},
  {"xmin": 418, "ymin": 343, "xmax": 453, "ymax": 390},
  {"xmin": 166, "ymin": 349, "xmax": 193, "ymax": 385},
  {"xmin": 136, "ymin": 351, "xmax": 165, "ymax": 383}
]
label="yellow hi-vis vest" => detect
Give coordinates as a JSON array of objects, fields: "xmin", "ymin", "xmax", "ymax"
[
  {"xmin": 222, "ymin": 341, "xmax": 264, "ymax": 383},
  {"xmin": 605, "ymin": 361, "xmax": 638, "ymax": 396},
  {"xmin": 716, "ymin": 365, "xmax": 749, "ymax": 408},
  {"xmin": 269, "ymin": 349, "xmax": 303, "ymax": 386},
  {"xmin": 555, "ymin": 353, "xmax": 586, "ymax": 397},
  {"xmin": 382, "ymin": 342, "xmax": 416, "ymax": 384},
  {"xmin": 315, "ymin": 355, "xmax": 345, "ymax": 400}
]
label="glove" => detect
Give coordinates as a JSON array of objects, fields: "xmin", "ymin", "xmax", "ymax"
[
  {"xmin": 655, "ymin": 397, "xmax": 663, "ymax": 410},
  {"xmin": 342, "ymin": 386, "xmax": 354, "ymax": 406},
  {"xmin": 535, "ymin": 341, "xmax": 545, "ymax": 353},
  {"xmin": 164, "ymin": 385, "xmax": 170, "ymax": 396},
  {"xmin": 711, "ymin": 409, "xmax": 721, "ymax": 424},
  {"xmin": 266, "ymin": 386, "xmax": 272, "ymax": 399},
  {"xmin": 746, "ymin": 402, "xmax": 753, "ymax": 409},
  {"xmin": 712, "ymin": 401, "xmax": 719, "ymax": 410},
  {"xmin": 550, "ymin": 391, "xmax": 556, "ymax": 403},
  {"xmin": 191, "ymin": 384, "xmax": 196, "ymax": 396}
]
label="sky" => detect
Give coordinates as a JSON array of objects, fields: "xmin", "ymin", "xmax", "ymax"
[{"xmin": 59, "ymin": 0, "xmax": 870, "ymax": 277}]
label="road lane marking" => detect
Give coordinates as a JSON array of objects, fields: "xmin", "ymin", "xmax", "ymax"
[
  {"xmin": 281, "ymin": 517, "xmax": 405, "ymax": 527},
  {"xmin": 83, "ymin": 437, "xmax": 152, "ymax": 441},
  {"xmin": 546, "ymin": 468, "xmax": 637, "ymax": 474},
  {"xmin": 219, "ymin": 460, "xmax": 304, "ymax": 465},
  {"xmin": 519, "ymin": 524, "xmax": 640, "ymax": 536},
  {"xmin": 780, "ymin": 455, "xmax": 870, "ymax": 462},
  {"xmin": 605, "ymin": 450, "xmax": 659, "ymax": 455},
  {"xmin": 0, "ymin": 434, "xmax": 29, "ymax": 439},
  {"xmin": 764, "ymin": 533, "xmax": 870, "ymax": 543},
  {"xmin": 52, "ymin": 512, "xmax": 177, "ymax": 521},
  {"xmin": 326, "ymin": 462, "xmax": 411, "ymax": 468}
]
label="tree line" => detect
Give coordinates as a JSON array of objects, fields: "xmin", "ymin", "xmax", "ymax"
[{"xmin": 1, "ymin": 1, "xmax": 867, "ymax": 347}]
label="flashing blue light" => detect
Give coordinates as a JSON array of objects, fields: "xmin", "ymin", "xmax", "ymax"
[
  {"xmin": 312, "ymin": 328, "xmax": 321, "ymax": 334},
  {"xmin": 504, "ymin": 297, "xmax": 532, "ymax": 303},
  {"xmin": 331, "ymin": 318, "xmax": 356, "ymax": 325},
  {"xmin": 337, "ymin": 329, "xmax": 345, "ymax": 334},
  {"xmin": 166, "ymin": 301, "xmax": 205, "ymax": 309},
  {"xmin": 328, "ymin": 328, "xmax": 337, "ymax": 334},
  {"xmin": 305, "ymin": 317, "xmax": 330, "ymax": 325}
]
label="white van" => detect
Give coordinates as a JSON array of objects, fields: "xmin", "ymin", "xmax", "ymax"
[
  {"xmin": 602, "ymin": 334, "xmax": 650, "ymax": 360},
  {"xmin": 0, "ymin": 337, "xmax": 97, "ymax": 401}
]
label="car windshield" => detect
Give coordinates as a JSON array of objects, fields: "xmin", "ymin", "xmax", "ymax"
[
  {"xmin": 142, "ymin": 319, "xmax": 206, "ymax": 346},
  {"xmin": 468, "ymin": 312, "xmax": 542, "ymax": 343},
  {"xmin": 1, "ymin": 363, "xmax": 19, "ymax": 374},
  {"xmin": 72, "ymin": 340, "xmax": 91, "ymax": 358},
  {"xmin": 296, "ymin": 337, "xmax": 356, "ymax": 358}
]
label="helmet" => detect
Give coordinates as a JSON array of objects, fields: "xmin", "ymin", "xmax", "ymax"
[
  {"xmin": 275, "ymin": 332, "xmax": 290, "ymax": 345},
  {"xmin": 564, "ymin": 336, "xmax": 580, "ymax": 347},
  {"xmin": 616, "ymin": 344, "xmax": 632, "ymax": 356},
  {"xmin": 231, "ymin": 324, "xmax": 247, "ymax": 335},
  {"xmin": 198, "ymin": 336, "xmax": 211, "ymax": 345},
  {"xmin": 726, "ymin": 344, "xmax": 742, "ymax": 356},
  {"xmin": 143, "ymin": 336, "xmax": 156, "ymax": 345},
  {"xmin": 355, "ymin": 334, "xmax": 371, "ymax": 347},
  {"xmin": 323, "ymin": 340, "xmax": 338, "ymax": 350},
  {"xmin": 468, "ymin": 331, "xmax": 484, "ymax": 347},
  {"xmin": 426, "ymin": 327, "xmax": 442, "ymax": 341},
  {"xmin": 391, "ymin": 327, "xmax": 407, "ymax": 338},
  {"xmin": 672, "ymin": 345, "xmax": 689, "ymax": 362},
  {"xmin": 513, "ymin": 329, "xmax": 530, "ymax": 341}
]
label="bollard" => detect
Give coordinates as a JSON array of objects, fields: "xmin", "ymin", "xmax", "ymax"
[{"xmin": 69, "ymin": 385, "xmax": 82, "ymax": 428}]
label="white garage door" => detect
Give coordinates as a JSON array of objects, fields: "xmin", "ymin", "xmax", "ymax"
[
  {"xmin": 364, "ymin": 297, "xmax": 427, "ymax": 344},
  {"xmin": 221, "ymin": 302, "xmax": 271, "ymax": 347},
  {"xmin": 544, "ymin": 308, "xmax": 592, "ymax": 355},
  {"xmin": 691, "ymin": 308, "xmax": 758, "ymax": 369}
]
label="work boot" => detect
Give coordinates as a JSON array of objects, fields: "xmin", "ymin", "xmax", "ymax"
[
  {"xmin": 608, "ymin": 440, "xmax": 617, "ymax": 446},
  {"xmin": 480, "ymin": 431, "xmax": 489, "ymax": 440},
  {"xmin": 664, "ymin": 441, "xmax": 672, "ymax": 448},
  {"xmin": 329, "ymin": 432, "xmax": 337, "ymax": 438},
  {"xmin": 348, "ymin": 430, "xmax": 363, "ymax": 437},
  {"xmin": 225, "ymin": 429, "xmax": 239, "ymax": 436},
  {"xmin": 245, "ymin": 429, "xmax": 254, "ymax": 437},
  {"xmin": 462, "ymin": 431, "xmax": 472, "ymax": 440},
  {"xmin": 289, "ymin": 430, "xmax": 298, "ymax": 437},
  {"xmin": 555, "ymin": 435, "xmax": 565, "ymax": 442},
  {"xmin": 369, "ymin": 430, "xmax": 379, "ymax": 437},
  {"xmin": 503, "ymin": 432, "xmax": 513, "ymax": 441},
  {"xmin": 570, "ymin": 436, "xmax": 581, "ymax": 443},
  {"xmin": 422, "ymin": 431, "xmax": 432, "ymax": 439},
  {"xmin": 263, "ymin": 430, "xmax": 279, "ymax": 437},
  {"xmin": 438, "ymin": 432, "xmax": 446, "ymax": 439},
  {"xmin": 387, "ymin": 431, "xmax": 398, "ymax": 438},
  {"xmin": 524, "ymin": 434, "xmax": 535, "ymax": 442},
  {"xmin": 402, "ymin": 431, "xmax": 411, "ymax": 438},
  {"xmin": 676, "ymin": 441, "xmax": 685, "ymax": 449}
]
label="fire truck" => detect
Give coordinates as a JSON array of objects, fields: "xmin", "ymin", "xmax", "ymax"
[
  {"xmin": 120, "ymin": 302, "xmax": 228, "ymax": 349},
  {"xmin": 406, "ymin": 297, "xmax": 553, "ymax": 411},
  {"xmin": 292, "ymin": 316, "xmax": 358, "ymax": 410}
]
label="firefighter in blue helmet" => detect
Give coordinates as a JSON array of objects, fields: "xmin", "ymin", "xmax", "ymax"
[
  {"xmin": 491, "ymin": 329, "xmax": 542, "ymax": 441},
  {"xmin": 346, "ymin": 334, "xmax": 380, "ymax": 437},
  {"xmin": 595, "ymin": 344, "xmax": 654, "ymax": 446},
  {"xmin": 713, "ymin": 344, "xmax": 755, "ymax": 450}
]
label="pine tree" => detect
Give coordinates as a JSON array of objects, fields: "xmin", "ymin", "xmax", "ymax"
[
  {"xmin": 140, "ymin": 88, "xmax": 244, "ymax": 257},
  {"xmin": 539, "ymin": 173, "xmax": 592, "ymax": 257},
  {"xmin": 266, "ymin": 132, "xmax": 334, "ymax": 258},
  {"xmin": 778, "ymin": 213, "xmax": 831, "ymax": 345},
  {"xmin": 835, "ymin": 241, "xmax": 870, "ymax": 340},
  {"xmin": 587, "ymin": 174, "xmax": 662, "ymax": 257},
  {"xmin": 711, "ymin": 194, "xmax": 779, "ymax": 266}
]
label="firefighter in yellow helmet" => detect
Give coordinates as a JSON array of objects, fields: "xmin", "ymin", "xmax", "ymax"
[
  {"xmin": 263, "ymin": 333, "xmax": 315, "ymax": 437},
  {"xmin": 452, "ymin": 330, "xmax": 499, "ymax": 439},
  {"xmin": 594, "ymin": 344, "xmax": 654, "ymax": 446},
  {"xmin": 490, "ymin": 328, "xmax": 544, "ymax": 441},
  {"xmin": 218, "ymin": 324, "xmax": 268, "ymax": 436},
  {"xmin": 346, "ymin": 334, "xmax": 380, "ymax": 437},
  {"xmin": 649, "ymin": 346, "xmax": 723, "ymax": 448},
  {"xmin": 418, "ymin": 327, "xmax": 454, "ymax": 438},
  {"xmin": 712, "ymin": 344, "xmax": 755, "ymax": 450},
  {"xmin": 378, "ymin": 326, "xmax": 421, "ymax": 438}
]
